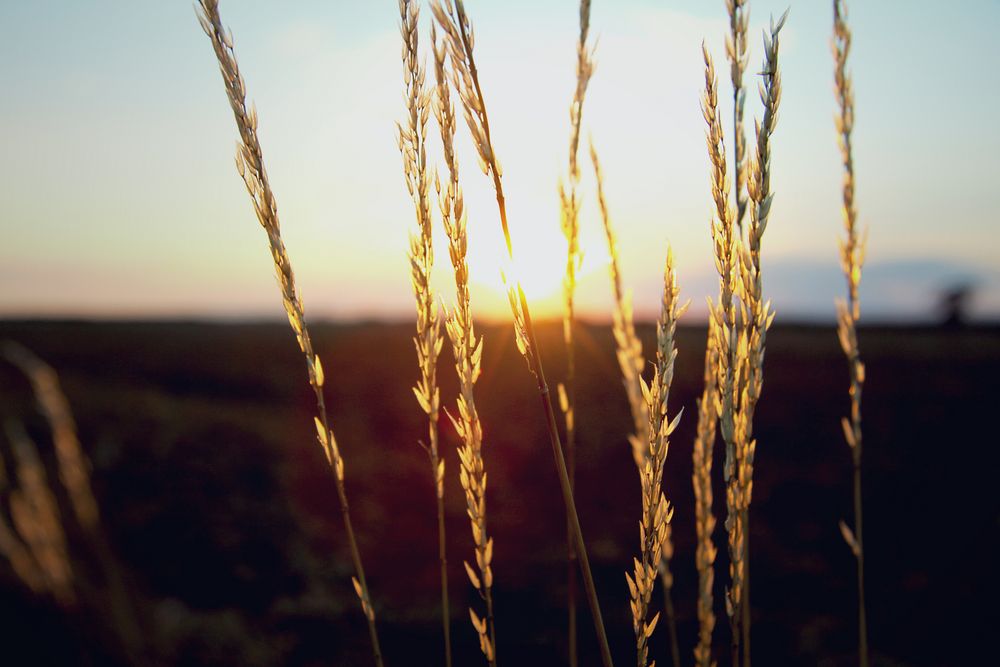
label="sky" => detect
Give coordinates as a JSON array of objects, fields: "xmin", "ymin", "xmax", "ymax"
[{"xmin": 1, "ymin": 0, "xmax": 998, "ymax": 322}]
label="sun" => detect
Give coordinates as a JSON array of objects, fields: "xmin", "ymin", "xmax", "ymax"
[{"xmin": 454, "ymin": 220, "xmax": 608, "ymax": 320}]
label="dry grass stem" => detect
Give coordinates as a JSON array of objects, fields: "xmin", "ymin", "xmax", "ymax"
[
  {"xmin": 832, "ymin": 2, "xmax": 869, "ymax": 664},
  {"xmin": 0, "ymin": 418, "xmax": 74, "ymax": 605},
  {"xmin": 590, "ymin": 141, "xmax": 649, "ymax": 470},
  {"xmin": 2, "ymin": 341, "xmax": 98, "ymax": 530},
  {"xmin": 430, "ymin": 3, "xmax": 614, "ymax": 665},
  {"xmin": 701, "ymin": 42, "xmax": 745, "ymax": 665},
  {"xmin": 558, "ymin": 3, "xmax": 594, "ymax": 664},
  {"xmin": 733, "ymin": 11, "xmax": 787, "ymax": 665},
  {"xmin": 397, "ymin": 4, "xmax": 452, "ymax": 665},
  {"xmin": 724, "ymin": 3, "xmax": 752, "ymax": 657},
  {"xmin": 431, "ymin": 19, "xmax": 497, "ymax": 666},
  {"xmin": 590, "ymin": 139, "xmax": 680, "ymax": 666},
  {"xmin": 626, "ymin": 249, "xmax": 686, "ymax": 667},
  {"xmin": 196, "ymin": 3, "xmax": 383, "ymax": 663},
  {"xmin": 692, "ymin": 319, "xmax": 720, "ymax": 667},
  {"xmin": 2, "ymin": 343, "xmax": 149, "ymax": 662}
]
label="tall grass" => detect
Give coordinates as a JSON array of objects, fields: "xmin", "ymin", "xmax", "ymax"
[
  {"xmin": 0, "ymin": 416, "xmax": 74, "ymax": 606},
  {"xmin": 196, "ymin": 2, "xmax": 384, "ymax": 664},
  {"xmin": 1, "ymin": 342, "xmax": 148, "ymax": 665},
  {"xmin": 723, "ymin": 2, "xmax": 753, "ymax": 659},
  {"xmin": 692, "ymin": 316, "xmax": 720, "ymax": 667},
  {"xmin": 397, "ymin": 3, "xmax": 451, "ymax": 665},
  {"xmin": 832, "ymin": 1, "xmax": 869, "ymax": 665},
  {"xmin": 733, "ymin": 12, "xmax": 786, "ymax": 666},
  {"xmin": 702, "ymin": 9, "xmax": 787, "ymax": 664},
  {"xmin": 429, "ymin": 2, "xmax": 614, "ymax": 665},
  {"xmin": 591, "ymin": 138, "xmax": 681, "ymax": 666},
  {"xmin": 558, "ymin": 2, "xmax": 594, "ymax": 664},
  {"xmin": 626, "ymin": 250, "xmax": 686, "ymax": 667},
  {"xmin": 430, "ymin": 15, "xmax": 498, "ymax": 665}
]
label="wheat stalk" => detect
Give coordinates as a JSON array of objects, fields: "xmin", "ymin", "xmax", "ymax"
[
  {"xmin": 731, "ymin": 12, "xmax": 787, "ymax": 666},
  {"xmin": 0, "ymin": 418, "xmax": 74, "ymax": 606},
  {"xmin": 701, "ymin": 41, "xmax": 746, "ymax": 667},
  {"xmin": 430, "ymin": 3, "xmax": 614, "ymax": 665},
  {"xmin": 196, "ymin": 4, "xmax": 383, "ymax": 663},
  {"xmin": 0, "ymin": 445, "xmax": 47, "ymax": 597},
  {"xmin": 692, "ymin": 318, "xmax": 719, "ymax": 667},
  {"xmin": 723, "ymin": 3, "xmax": 753, "ymax": 658},
  {"xmin": 627, "ymin": 249, "xmax": 686, "ymax": 667},
  {"xmin": 590, "ymin": 138, "xmax": 680, "ymax": 666},
  {"xmin": 832, "ymin": 2, "xmax": 869, "ymax": 665},
  {"xmin": 2, "ymin": 341, "xmax": 98, "ymax": 531},
  {"xmin": 2, "ymin": 342, "xmax": 150, "ymax": 663},
  {"xmin": 397, "ymin": 4, "xmax": 452, "ymax": 665},
  {"xmin": 558, "ymin": 3, "xmax": 594, "ymax": 664},
  {"xmin": 429, "ymin": 20, "xmax": 499, "ymax": 666},
  {"xmin": 590, "ymin": 140, "xmax": 648, "ymax": 470}
]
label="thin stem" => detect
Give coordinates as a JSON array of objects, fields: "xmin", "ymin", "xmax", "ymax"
[
  {"xmin": 432, "ymin": 2, "xmax": 614, "ymax": 664},
  {"xmin": 854, "ymin": 453, "xmax": 867, "ymax": 665},
  {"xmin": 661, "ymin": 582, "xmax": 681, "ymax": 667},
  {"xmin": 742, "ymin": 516, "xmax": 750, "ymax": 667},
  {"xmin": 519, "ymin": 285, "xmax": 615, "ymax": 667},
  {"xmin": 833, "ymin": 2, "xmax": 868, "ymax": 664},
  {"xmin": 316, "ymin": 389, "xmax": 384, "ymax": 667},
  {"xmin": 437, "ymin": 487, "xmax": 453, "ymax": 667},
  {"xmin": 197, "ymin": 4, "xmax": 383, "ymax": 663}
]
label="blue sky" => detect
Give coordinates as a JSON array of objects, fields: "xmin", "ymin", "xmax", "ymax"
[{"xmin": 1, "ymin": 1, "xmax": 998, "ymax": 321}]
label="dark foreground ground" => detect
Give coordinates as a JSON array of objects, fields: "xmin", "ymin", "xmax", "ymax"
[{"xmin": 0, "ymin": 320, "xmax": 997, "ymax": 667}]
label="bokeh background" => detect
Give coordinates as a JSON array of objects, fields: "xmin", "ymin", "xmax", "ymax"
[{"xmin": 2, "ymin": 1, "xmax": 999, "ymax": 666}]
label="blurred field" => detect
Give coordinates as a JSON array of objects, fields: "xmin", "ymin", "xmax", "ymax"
[{"xmin": 0, "ymin": 320, "xmax": 996, "ymax": 666}]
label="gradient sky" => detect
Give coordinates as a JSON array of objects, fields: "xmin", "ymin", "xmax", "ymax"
[{"xmin": 1, "ymin": 1, "xmax": 998, "ymax": 321}]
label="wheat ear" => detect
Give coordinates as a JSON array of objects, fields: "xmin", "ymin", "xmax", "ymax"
[
  {"xmin": 833, "ymin": 2, "xmax": 869, "ymax": 665},
  {"xmin": 701, "ymin": 41, "xmax": 746, "ymax": 667},
  {"xmin": 723, "ymin": 2, "xmax": 753, "ymax": 657},
  {"xmin": 590, "ymin": 141, "xmax": 648, "ymax": 469},
  {"xmin": 726, "ymin": 0, "xmax": 750, "ymax": 234},
  {"xmin": 2, "ymin": 342, "xmax": 150, "ymax": 662},
  {"xmin": 196, "ymin": 4, "xmax": 383, "ymax": 664},
  {"xmin": 430, "ymin": 3, "xmax": 614, "ymax": 665},
  {"xmin": 692, "ymin": 318, "xmax": 720, "ymax": 667},
  {"xmin": 0, "ymin": 442, "xmax": 47, "ymax": 597},
  {"xmin": 397, "ymin": 4, "xmax": 452, "ymax": 666},
  {"xmin": 558, "ymin": 3, "xmax": 594, "ymax": 665},
  {"xmin": 590, "ymin": 138, "xmax": 680, "ymax": 666},
  {"xmin": 2, "ymin": 342, "xmax": 98, "ymax": 530},
  {"xmin": 430, "ymin": 21, "xmax": 498, "ymax": 667},
  {"xmin": 0, "ymin": 418, "xmax": 74, "ymax": 605},
  {"xmin": 627, "ymin": 248, "xmax": 686, "ymax": 667},
  {"xmin": 731, "ymin": 12, "xmax": 788, "ymax": 666}
]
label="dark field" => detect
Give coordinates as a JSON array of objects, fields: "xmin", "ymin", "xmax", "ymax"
[{"xmin": 0, "ymin": 320, "xmax": 997, "ymax": 666}]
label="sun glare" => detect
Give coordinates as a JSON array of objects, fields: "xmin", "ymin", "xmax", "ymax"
[{"xmin": 455, "ymin": 220, "xmax": 609, "ymax": 319}]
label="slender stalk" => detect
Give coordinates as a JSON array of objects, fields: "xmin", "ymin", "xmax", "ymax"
[
  {"xmin": 700, "ymin": 42, "xmax": 743, "ymax": 667},
  {"xmin": 591, "ymin": 140, "xmax": 680, "ymax": 666},
  {"xmin": 431, "ymin": 3, "xmax": 614, "ymax": 665},
  {"xmin": 692, "ymin": 320, "xmax": 719, "ymax": 667},
  {"xmin": 431, "ymin": 22, "xmax": 497, "ymax": 666},
  {"xmin": 196, "ymin": 4, "xmax": 383, "ymax": 664},
  {"xmin": 833, "ymin": 2, "xmax": 869, "ymax": 665},
  {"xmin": 397, "ymin": 4, "xmax": 451, "ymax": 665},
  {"xmin": 724, "ymin": 3, "xmax": 751, "ymax": 660},
  {"xmin": 733, "ymin": 12, "xmax": 788, "ymax": 667},
  {"xmin": 3, "ymin": 342, "xmax": 149, "ymax": 665},
  {"xmin": 559, "ymin": 3, "xmax": 594, "ymax": 664}
]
